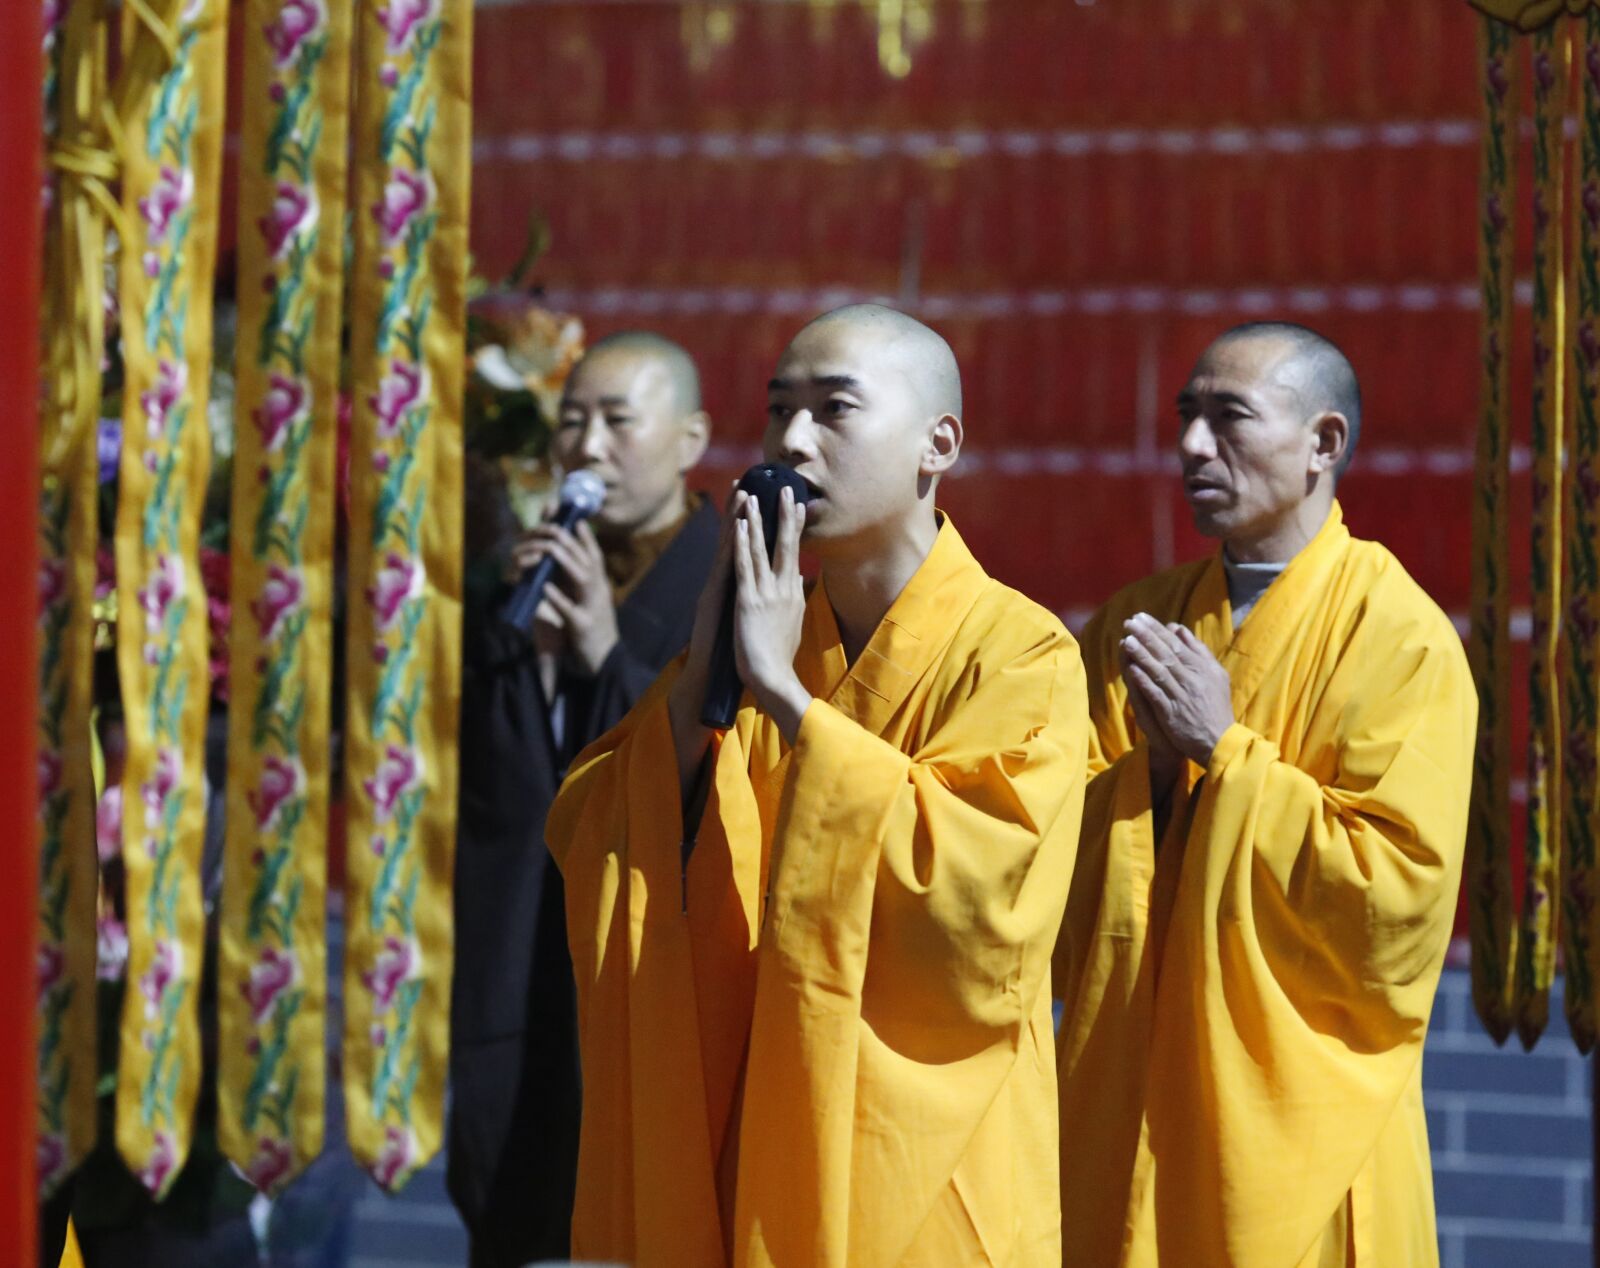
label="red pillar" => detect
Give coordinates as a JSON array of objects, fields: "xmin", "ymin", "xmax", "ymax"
[{"xmin": 0, "ymin": 2, "xmax": 45, "ymax": 1263}]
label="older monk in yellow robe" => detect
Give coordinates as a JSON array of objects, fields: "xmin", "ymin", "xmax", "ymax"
[
  {"xmin": 1056, "ymin": 322, "xmax": 1475, "ymax": 1267},
  {"xmin": 547, "ymin": 304, "xmax": 1085, "ymax": 1267}
]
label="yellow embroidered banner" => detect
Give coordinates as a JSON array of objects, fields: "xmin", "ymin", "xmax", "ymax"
[
  {"xmin": 1471, "ymin": 0, "xmax": 1589, "ymax": 34},
  {"xmin": 217, "ymin": 0, "xmax": 352, "ymax": 1194},
  {"xmin": 1469, "ymin": 13, "xmax": 1519, "ymax": 1045},
  {"xmin": 35, "ymin": 0, "xmax": 108, "ymax": 1197},
  {"xmin": 1516, "ymin": 21, "xmax": 1569, "ymax": 1048},
  {"xmin": 1566, "ymin": 7, "xmax": 1600, "ymax": 1051},
  {"xmin": 114, "ymin": 0, "xmax": 228, "ymax": 1196},
  {"xmin": 342, "ymin": 0, "xmax": 469, "ymax": 1191}
]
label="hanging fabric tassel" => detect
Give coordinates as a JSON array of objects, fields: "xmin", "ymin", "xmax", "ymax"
[
  {"xmin": 114, "ymin": 0, "xmax": 228, "ymax": 1197},
  {"xmin": 342, "ymin": 0, "xmax": 470, "ymax": 1192},
  {"xmin": 1468, "ymin": 12, "xmax": 1519, "ymax": 1045},
  {"xmin": 1516, "ymin": 18, "xmax": 1568, "ymax": 1050},
  {"xmin": 216, "ymin": 0, "xmax": 353, "ymax": 1195}
]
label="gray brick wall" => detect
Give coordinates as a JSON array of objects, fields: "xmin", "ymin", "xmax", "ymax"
[
  {"xmin": 345, "ymin": 967, "xmax": 1593, "ymax": 1266},
  {"xmin": 1427, "ymin": 968, "xmax": 1594, "ymax": 1268}
]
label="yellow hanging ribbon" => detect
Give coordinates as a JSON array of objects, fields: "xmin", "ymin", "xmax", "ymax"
[
  {"xmin": 114, "ymin": 0, "xmax": 229, "ymax": 1197},
  {"xmin": 1515, "ymin": 21, "xmax": 1570, "ymax": 1049},
  {"xmin": 1469, "ymin": 13, "xmax": 1520, "ymax": 1045},
  {"xmin": 216, "ymin": 0, "xmax": 353, "ymax": 1195},
  {"xmin": 342, "ymin": 0, "xmax": 469, "ymax": 1191},
  {"xmin": 35, "ymin": 0, "xmax": 109, "ymax": 1199},
  {"xmin": 1566, "ymin": 7, "xmax": 1600, "ymax": 1051}
]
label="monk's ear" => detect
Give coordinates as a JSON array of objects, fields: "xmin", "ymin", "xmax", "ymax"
[
  {"xmin": 1307, "ymin": 411, "xmax": 1348, "ymax": 480},
  {"xmin": 920, "ymin": 413, "xmax": 962, "ymax": 478},
  {"xmin": 676, "ymin": 410, "xmax": 712, "ymax": 474}
]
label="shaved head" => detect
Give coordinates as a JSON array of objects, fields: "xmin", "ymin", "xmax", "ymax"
[
  {"xmin": 1211, "ymin": 322, "xmax": 1362, "ymax": 475},
  {"xmin": 798, "ymin": 304, "xmax": 962, "ymax": 421},
  {"xmin": 582, "ymin": 329, "xmax": 703, "ymax": 415}
]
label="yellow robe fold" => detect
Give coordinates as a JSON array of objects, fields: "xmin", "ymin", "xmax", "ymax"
[
  {"xmin": 1056, "ymin": 502, "xmax": 1475, "ymax": 1268},
  {"xmin": 548, "ymin": 516, "xmax": 1087, "ymax": 1267}
]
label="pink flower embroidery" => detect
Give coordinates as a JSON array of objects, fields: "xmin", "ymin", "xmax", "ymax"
[
  {"xmin": 361, "ymin": 934, "xmax": 418, "ymax": 1011},
  {"xmin": 142, "ymin": 746, "xmax": 181, "ymax": 832},
  {"xmin": 37, "ymin": 558, "xmax": 66, "ymax": 613},
  {"xmin": 264, "ymin": 0, "xmax": 324, "ymax": 68},
  {"xmin": 251, "ymin": 564, "xmax": 304, "ymax": 643},
  {"xmin": 371, "ymin": 169, "xmax": 430, "ymax": 244},
  {"xmin": 256, "ymin": 180, "xmax": 317, "ymax": 259},
  {"xmin": 1484, "ymin": 192, "xmax": 1508, "ymax": 239},
  {"xmin": 368, "ymin": 552, "xmax": 423, "ymax": 631},
  {"xmin": 248, "ymin": 755, "xmax": 303, "ymax": 832},
  {"xmin": 246, "ymin": 1135, "xmax": 295, "ymax": 1192},
  {"xmin": 1487, "ymin": 55, "xmax": 1510, "ymax": 103},
  {"xmin": 369, "ymin": 358, "xmax": 427, "ymax": 438},
  {"xmin": 138, "ymin": 553, "xmax": 185, "ymax": 636},
  {"xmin": 137, "ymin": 166, "xmax": 193, "ymax": 245},
  {"xmin": 38, "ymin": 750, "xmax": 63, "ymax": 802},
  {"xmin": 1534, "ymin": 49, "xmax": 1556, "ymax": 94},
  {"xmin": 1581, "ymin": 325, "xmax": 1600, "ymax": 373},
  {"xmin": 36, "ymin": 942, "xmax": 64, "ymax": 1001},
  {"xmin": 363, "ymin": 745, "xmax": 421, "ymax": 823},
  {"xmin": 241, "ymin": 946, "xmax": 297, "ymax": 1024},
  {"xmin": 96, "ymin": 785, "xmax": 123, "ymax": 864},
  {"xmin": 254, "ymin": 372, "xmax": 310, "ymax": 451},
  {"xmin": 140, "ymin": 939, "xmax": 183, "ymax": 1021},
  {"xmin": 139, "ymin": 1130, "xmax": 177, "ymax": 1196},
  {"xmin": 377, "ymin": 0, "xmax": 434, "ymax": 54},
  {"xmin": 371, "ymin": 1124, "xmax": 416, "ymax": 1191},
  {"xmin": 141, "ymin": 358, "xmax": 189, "ymax": 442},
  {"xmin": 37, "ymin": 1133, "xmax": 66, "ymax": 1189},
  {"xmin": 96, "ymin": 911, "xmax": 129, "ymax": 983}
]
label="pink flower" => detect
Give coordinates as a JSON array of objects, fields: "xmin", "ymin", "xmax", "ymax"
[
  {"xmin": 96, "ymin": 911, "xmax": 129, "ymax": 982},
  {"xmin": 371, "ymin": 1124, "xmax": 416, "ymax": 1191},
  {"xmin": 361, "ymin": 934, "xmax": 419, "ymax": 1011},
  {"xmin": 377, "ymin": 0, "xmax": 434, "ymax": 54},
  {"xmin": 38, "ymin": 558, "xmax": 66, "ymax": 612},
  {"xmin": 38, "ymin": 750, "xmax": 63, "ymax": 802},
  {"xmin": 42, "ymin": 0, "xmax": 65, "ymax": 43},
  {"xmin": 373, "ymin": 452, "xmax": 390, "ymax": 474},
  {"xmin": 138, "ymin": 553, "xmax": 185, "ymax": 635},
  {"xmin": 1534, "ymin": 189, "xmax": 1550, "ymax": 236},
  {"xmin": 248, "ymin": 755, "xmax": 304, "ymax": 832},
  {"xmin": 1487, "ymin": 55, "xmax": 1510, "ymax": 103},
  {"xmin": 1534, "ymin": 49, "xmax": 1556, "ymax": 94},
  {"xmin": 139, "ymin": 1131, "xmax": 177, "ymax": 1196},
  {"xmin": 96, "ymin": 785, "xmax": 123, "ymax": 864},
  {"xmin": 253, "ymin": 372, "xmax": 310, "ymax": 450},
  {"xmin": 371, "ymin": 168, "xmax": 430, "ymax": 244},
  {"xmin": 139, "ymin": 939, "xmax": 183, "ymax": 1021},
  {"xmin": 363, "ymin": 744, "xmax": 421, "ymax": 823},
  {"xmin": 256, "ymin": 180, "xmax": 317, "ymax": 259},
  {"xmin": 379, "ymin": 63, "xmax": 398, "ymax": 88},
  {"xmin": 137, "ymin": 166, "xmax": 192, "ymax": 244},
  {"xmin": 143, "ymin": 251, "xmax": 160, "ymax": 279},
  {"xmin": 1484, "ymin": 192, "xmax": 1508, "ymax": 239},
  {"xmin": 251, "ymin": 564, "xmax": 304, "ymax": 642},
  {"xmin": 1581, "ymin": 325, "xmax": 1600, "ymax": 373},
  {"xmin": 37, "ymin": 1133, "xmax": 66, "ymax": 1188},
  {"xmin": 36, "ymin": 942, "xmax": 64, "ymax": 1001},
  {"xmin": 142, "ymin": 746, "xmax": 181, "ymax": 832},
  {"xmin": 370, "ymin": 834, "xmax": 387, "ymax": 857},
  {"xmin": 264, "ymin": 0, "xmax": 323, "ymax": 68},
  {"xmin": 369, "ymin": 1023, "xmax": 386, "ymax": 1046},
  {"xmin": 141, "ymin": 358, "xmax": 189, "ymax": 442},
  {"xmin": 241, "ymin": 946, "xmax": 297, "ymax": 1024},
  {"xmin": 368, "ymin": 552, "xmax": 423, "ymax": 631},
  {"xmin": 246, "ymin": 1135, "xmax": 295, "ymax": 1192},
  {"xmin": 369, "ymin": 358, "xmax": 427, "ymax": 437}
]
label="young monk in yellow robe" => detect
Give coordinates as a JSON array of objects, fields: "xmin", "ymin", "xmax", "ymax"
[
  {"xmin": 548, "ymin": 304, "xmax": 1086, "ymax": 1267},
  {"xmin": 1056, "ymin": 322, "xmax": 1475, "ymax": 1267}
]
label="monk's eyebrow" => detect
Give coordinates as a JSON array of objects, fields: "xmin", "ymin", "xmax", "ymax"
[
  {"xmin": 1176, "ymin": 389, "xmax": 1253, "ymax": 409},
  {"xmin": 767, "ymin": 375, "xmax": 866, "ymax": 393},
  {"xmin": 596, "ymin": 395, "xmax": 632, "ymax": 409}
]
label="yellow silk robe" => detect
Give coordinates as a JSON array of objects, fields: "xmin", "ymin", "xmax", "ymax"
[
  {"xmin": 548, "ymin": 518, "xmax": 1086, "ymax": 1267},
  {"xmin": 1056, "ymin": 504, "xmax": 1474, "ymax": 1268}
]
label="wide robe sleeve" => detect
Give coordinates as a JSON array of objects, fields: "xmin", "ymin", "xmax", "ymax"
[
  {"xmin": 1140, "ymin": 612, "xmax": 1476, "ymax": 1265},
  {"xmin": 736, "ymin": 626, "xmax": 1087, "ymax": 1266}
]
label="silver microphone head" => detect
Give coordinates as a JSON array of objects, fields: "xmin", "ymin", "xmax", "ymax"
[{"xmin": 560, "ymin": 469, "xmax": 607, "ymax": 517}]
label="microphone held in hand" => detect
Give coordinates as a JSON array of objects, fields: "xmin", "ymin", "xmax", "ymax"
[
  {"xmin": 701, "ymin": 463, "xmax": 813, "ymax": 729},
  {"xmin": 502, "ymin": 469, "xmax": 607, "ymax": 632}
]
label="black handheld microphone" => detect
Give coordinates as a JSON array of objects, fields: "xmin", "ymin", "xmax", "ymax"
[
  {"xmin": 502, "ymin": 468, "xmax": 607, "ymax": 632},
  {"xmin": 700, "ymin": 462, "xmax": 813, "ymax": 729}
]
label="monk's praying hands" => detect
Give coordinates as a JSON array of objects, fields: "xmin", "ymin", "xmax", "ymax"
[
  {"xmin": 730, "ymin": 486, "xmax": 809, "ymax": 740},
  {"xmin": 1118, "ymin": 612, "xmax": 1234, "ymax": 767}
]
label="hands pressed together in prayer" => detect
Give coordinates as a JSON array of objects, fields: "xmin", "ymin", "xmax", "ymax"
[
  {"xmin": 670, "ymin": 484, "xmax": 811, "ymax": 781},
  {"xmin": 1119, "ymin": 613, "xmax": 1235, "ymax": 793},
  {"xmin": 511, "ymin": 517, "xmax": 620, "ymax": 675}
]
